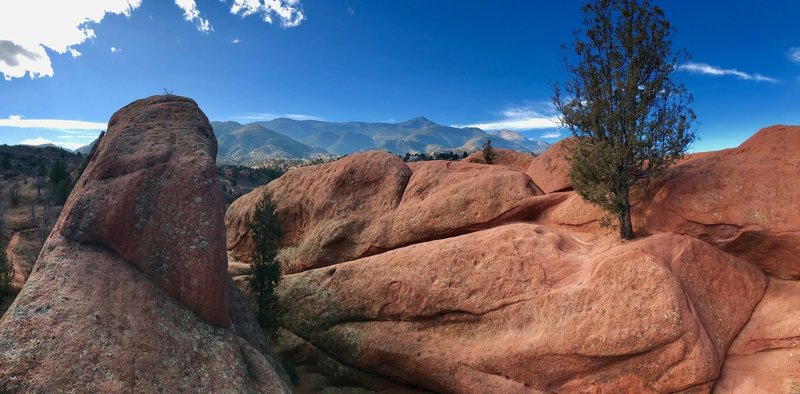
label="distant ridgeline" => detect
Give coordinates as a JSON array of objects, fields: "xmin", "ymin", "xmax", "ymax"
[{"xmin": 210, "ymin": 117, "xmax": 551, "ymax": 166}]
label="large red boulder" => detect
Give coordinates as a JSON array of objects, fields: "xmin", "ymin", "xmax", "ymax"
[
  {"xmin": 55, "ymin": 95, "xmax": 229, "ymax": 325},
  {"xmin": 635, "ymin": 125, "xmax": 800, "ymax": 279},
  {"xmin": 0, "ymin": 95, "xmax": 292, "ymax": 392},
  {"xmin": 715, "ymin": 278, "xmax": 800, "ymax": 392},
  {"xmin": 226, "ymin": 151, "xmax": 412, "ymax": 274},
  {"xmin": 275, "ymin": 225, "xmax": 766, "ymax": 393},
  {"xmin": 525, "ymin": 138, "xmax": 573, "ymax": 193},
  {"xmin": 226, "ymin": 156, "xmax": 567, "ymax": 274},
  {"xmin": 390, "ymin": 161, "xmax": 550, "ymax": 246},
  {"xmin": 463, "ymin": 148, "xmax": 536, "ymax": 172}
]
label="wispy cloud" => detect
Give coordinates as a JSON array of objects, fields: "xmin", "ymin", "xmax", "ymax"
[
  {"xmin": 231, "ymin": 38, "xmax": 241, "ymax": 44},
  {"xmin": 455, "ymin": 105, "xmax": 560, "ymax": 131},
  {"xmin": 787, "ymin": 47, "xmax": 800, "ymax": 64},
  {"xmin": 110, "ymin": 46, "xmax": 122, "ymax": 53},
  {"xmin": 0, "ymin": 115, "xmax": 106, "ymax": 130},
  {"xmin": 237, "ymin": 112, "xmax": 324, "ymax": 122},
  {"xmin": 19, "ymin": 137, "xmax": 84, "ymax": 150},
  {"xmin": 346, "ymin": 5, "xmax": 355, "ymax": 15},
  {"xmin": 540, "ymin": 131, "xmax": 562, "ymax": 139},
  {"xmin": 174, "ymin": 0, "xmax": 212, "ymax": 32},
  {"xmin": 678, "ymin": 62, "xmax": 777, "ymax": 83},
  {"xmin": 229, "ymin": 0, "xmax": 305, "ymax": 28}
]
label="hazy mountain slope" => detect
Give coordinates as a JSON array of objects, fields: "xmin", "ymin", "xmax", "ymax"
[
  {"xmin": 211, "ymin": 121, "xmax": 328, "ymax": 165},
  {"xmin": 256, "ymin": 117, "xmax": 547, "ymax": 155}
]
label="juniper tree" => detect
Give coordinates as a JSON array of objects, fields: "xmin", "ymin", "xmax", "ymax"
[
  {"xmin": 248, "ymin": 191, "xmax": 283, "ymax": 332},
  {"xmin": 553, "ymin": 0, "xmax": 696, "ymax": 239},
  {"xmin": 482, "ymin": 139, "xmax": 496, "ymax": 164}
]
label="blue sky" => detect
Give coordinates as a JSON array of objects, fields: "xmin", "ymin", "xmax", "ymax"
[{"xmin": 0, "ymin": 0, "xmax": 798, "ymax": 152}]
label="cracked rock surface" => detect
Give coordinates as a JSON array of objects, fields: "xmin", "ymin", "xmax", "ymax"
[{"xmin": 0, "ymin": 95, "xmax": 293, "ymax": 393}]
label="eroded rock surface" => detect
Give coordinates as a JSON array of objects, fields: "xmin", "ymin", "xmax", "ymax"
[
  {"xmin": 224, "ymin": 124, "xmax": 800, "ymax": 392},
  {"xmin": 276, "ymin": 226, "xmax": 765, "ymax": 393},
  {"xmin": 636, "ymin": 125, "xmax": 800, "ymax": 279},
  {"xmin": 0, "ymin": 95, "xmax": 292, "ymax": 393}
]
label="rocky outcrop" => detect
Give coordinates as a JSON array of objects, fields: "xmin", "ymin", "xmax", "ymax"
[
  {"xmin": 636, "ymin": 125, "xmax": 800, "ymax": 279},
  {"xmin": 226, "ymin": 154, "xmax": 567, "ymax": 273},
  {"xmin": 715, "ymin": 278, "xmax": 800, "ymax": 392},
  {"xmin": 224, "ymin": 124, "xmax": 800, "ymax": 391},
  {"xmin": 0, "ymin": 95, "xmax": 292, "ymax": 392},
  {"xmin": 525, "ymin": 138, "xmax": 573, "ymax": 193},
  {"xmin": 226, "ymin": 150, "xmax": 412, "ymax": 274},
  {"xmin": 276, "ymin": 226, "xmax": 765, "ymax": 393},
  {"xmin": 463, "ymin": 148, "xmax": 536, "ymax": 172}
]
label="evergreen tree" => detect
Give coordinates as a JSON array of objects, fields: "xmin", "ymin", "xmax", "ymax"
[
  {"xmin": 0, "ymin": 240, "xmax": 12, "ymax": 302},
  {"xmin": 482, "ymin": 139, "xmax": 496, "ymax": 164},
  {"xmin": 248, "ymin": 191, "xmax": 283, "ymax": 332},
  {"xmin": 553, "ymin": 0, "xmax": 696, "ymax": 239}
]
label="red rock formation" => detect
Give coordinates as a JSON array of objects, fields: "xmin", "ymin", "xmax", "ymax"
[
  {"xmin": 715, "ymin": 278, "xmax": 800, "ymax": 392},
  {"xmin": 0, "ymin": 95, "xmax": 292, "ymax": 392},
  {"xmin": 226, "ymin": 155, "xmax": 565, "ymax": 273},
  {"xmin": 463, "ymin": 148, "xmax": 536, "ymax": 172},
  {"xmin": 222, "ymin": 124, "xmax": 800, "ymax": 391},
  {"xmin": 525, "ymin": 138, "xmax": 573, "ymax": 193},
  {"xmin": 636, "ymin": 125, "xmax": 800, "ymax": 279},
  {"xmin": 226, "ymin": 150, "xmax": 412, "ymax": 273},
  {"xmin": 276, "ymin": 226, "xmax": 765, "ymax": 393}
]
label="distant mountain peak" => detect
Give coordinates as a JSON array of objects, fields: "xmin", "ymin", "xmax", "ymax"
[{"xmin": 399, "ymin": 117, "xmax": 435, "ymax": 127}]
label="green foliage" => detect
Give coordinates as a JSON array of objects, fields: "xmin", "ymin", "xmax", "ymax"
[
  {"xmin": 401, "ymin": 150, "xmax": 461, "ymax": 162},
  {"xmin": 0, "ymin": 239, "xmax": 12, "ymax": 302},
  {"xmin": 553, "ymin": 0, "xmax": 696, "ymax": 239},
  {"xmin": 0, "ymin": 154, "xmax": 10, "ymax": 170},
  {"xmin": 248, "ymin": 191, "xmax": 283, "ymax": 333},
  {"xmin": 482, "ymin": 139, "xmax": 496, "ymax": 164},
  {"xmin": 48, "ymin": 159, "xmax": 73, "ymax": 205}
]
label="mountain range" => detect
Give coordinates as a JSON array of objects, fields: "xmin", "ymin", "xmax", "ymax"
[
  {"xmin": 211, "ymin": 117, "xmax": 551, "ymax": 165},
  {"xmin": 76, "ymin": 117, "xmax": 552, "ymax": 165}
]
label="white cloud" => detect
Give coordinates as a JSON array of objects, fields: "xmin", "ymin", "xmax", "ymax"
[
  {"xmin": 110, "ymin": 46, "xmax": 122, "ymax": 53},
  {"xmin": 0, "ymin": 0, "xmax": 142, "ymax": 80},
  {"xmin": 787, "ymin": 47, "xmax": 800, "ymax": 64},
  {"xmin": 19, "ymin": 137, "xmax": 83, "ymax": 150},
  {"xmin": 238, "ymin": 112, "xmax": 324, "ymax": 121},
  {"xmin": 455, "ymin": 105, "xmax": 560, "ymax": 131},
  {"xmin": 540, "ymin": 131, "xmax": 562, "ymax": 139},
  {"xmin": 678, "ymin": 62, "xmax": 777, "ymax": 83},
  {"xmin": 229, "ymin": 0, "xmax": 305, "ymax": 28},
  {"xmin": 0, "ymin": 115, "xmax": 106, "ymax": 130},
  {"xmin": 174, "ymin": 0, "xmax": 213, "ymax": 32},
  {"xmin": 232, "ymin": 38, "xmax": 241, "ymax": 44}
]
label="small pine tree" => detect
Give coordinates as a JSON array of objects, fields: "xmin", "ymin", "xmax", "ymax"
[
  {"xmin": 553, "ymin": 0, "xmax": 696, "ymax": 239},
  {"xmin": 248, "ymin": 191, "xmax": 283, "ymax": 333},
  {"xmin": 482, "ymin": 139, "xmax": 496, "ymax": 164}
]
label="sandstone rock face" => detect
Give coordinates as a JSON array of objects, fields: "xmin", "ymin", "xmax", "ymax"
[
  {"xmin": 715, "ymin": 278, "xmax": 800, "ymax": 393},
  {"xmin": 635, "ymin": 125, "xmax": 800, "ymax": 279},
  {"xmin": 222, "ymin": 124, "xmax": 800, "ymax": 392},
  {"xmin": 0, "ymin": 95, "xmax": 292, "ymax": 392},
  {"xmin": 226, "ymin": 150, "xmax": 412, "ymax": 273},
  {"xmin": 276, "ymin": 226, "xmax": 765, "ymax": 393},
  {"xmin": 463, "ymin": 148, "xmax": 536, "ymax": 172},
  {"xmin": 55, "ymin": 95, "xmax": 229, "ymax": 325},
  {"xmin": 525, "ymin": 138, "xmax": 573, "ymax": 193},
  {"xmin": 226, "ymin": 155, "xmax": 565, "ymax": 273}
]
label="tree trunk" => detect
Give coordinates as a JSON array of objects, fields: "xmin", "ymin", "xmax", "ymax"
[{"xmin": 618, "ymin": 188, "xmax": 635, "ymax": 240}]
